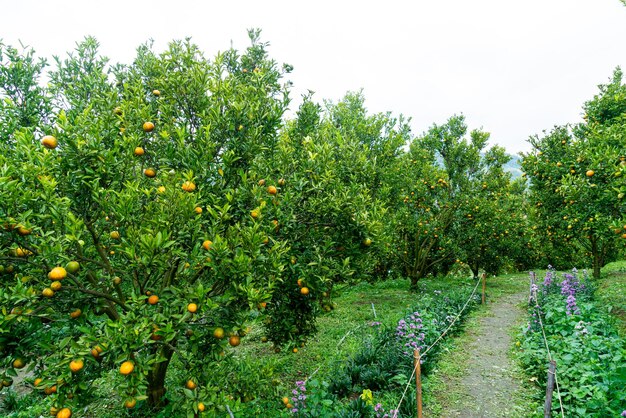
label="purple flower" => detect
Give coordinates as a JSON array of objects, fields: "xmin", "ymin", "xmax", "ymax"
[{"xmin": 621, "ymin": 411, "xmax": 626, "ymax": 417}]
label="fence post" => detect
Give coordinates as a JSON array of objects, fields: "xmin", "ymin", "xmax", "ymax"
[
  {"xmin": 414, "ymin": 349, "xmax": 422, "ymax": 418},
  {"xmin": 481, "ymin": 273, "xmax": 486, "ymax": 304},
  {"xmin": 544, "ymin": 360, "xmax": 556, "ymax": 417}
]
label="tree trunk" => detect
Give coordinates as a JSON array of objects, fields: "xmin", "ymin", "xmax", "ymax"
[
  {"xmin": 591, "ymin": 237, "xmax": 601, "ymax": 280},
  {"xmin": 146, "ymin": 344, "xmax": 175, "ymax": 410}
]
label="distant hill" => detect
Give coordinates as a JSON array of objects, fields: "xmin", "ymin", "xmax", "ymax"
[{"xmin": 504, "ymin": 154, "xmax": 523, "ymax": 179}]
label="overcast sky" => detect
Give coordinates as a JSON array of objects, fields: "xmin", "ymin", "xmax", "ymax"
[{"xmin": 2, "ymin": 0, "xmax": 625, "ymax": 155}]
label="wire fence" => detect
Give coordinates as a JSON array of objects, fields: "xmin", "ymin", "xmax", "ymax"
[
  {"xmin": 530, "ymin": 272, "xmax": 565, "ymax": 418},
  {"xmin": 392, "ymin": 276, "xmax": 482, "ymax": 417}
]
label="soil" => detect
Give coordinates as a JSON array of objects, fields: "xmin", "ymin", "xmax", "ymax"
[{"xmin": 426, "ymin": 289, "xmax": 531, "ymax": 417}]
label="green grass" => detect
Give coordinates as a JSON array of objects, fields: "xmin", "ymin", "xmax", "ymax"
[{"xmin": 598, "ymin": 260, "xmax": 626, "ymax": 334}]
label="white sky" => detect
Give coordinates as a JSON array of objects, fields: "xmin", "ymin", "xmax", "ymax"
[{"xmin": 2, "ymin": 0, "xmax": 625, "ymax": 155}]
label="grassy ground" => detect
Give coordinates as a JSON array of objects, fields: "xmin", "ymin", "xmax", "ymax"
[{"xmin": 597, "ymin": 260, "xmax": 626, "ymax": 334}]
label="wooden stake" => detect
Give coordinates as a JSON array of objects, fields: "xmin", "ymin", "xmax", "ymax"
[
  {"xmin": 544, "ymin": 360, "xmax": 556, "ymax": 417},
  {"xmin": 481, "ymin": 273, "xmax": 486, "ymax": 304},
  {"xmin": 414, "ymin": 349, "xmax": 423, "ymax": 418}
]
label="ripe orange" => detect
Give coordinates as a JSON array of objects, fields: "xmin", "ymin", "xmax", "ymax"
[
  {"xmin": 33, "ymin": 377, "xmax": 43, "ymax": 387},
  {"xmin": 44, "ymin": 385, "xmax": 57, "ymax": 395},
  {"xmin": 267, "ymin": 185, "xmax": 277, "ymax": 195},
  {"xmin": 69, "ymin": 359, "xmax": 84, "ymax": 373},
  {"xmin": 12, "ymin": 358, "xmax": 25, "ymax": 369},
  {"xmin": 292, "ymin": 348, "xmax": 298, "ymax": 353},
  {"xmin": 42, "ymin": 288, "xmax": 54, "ymax": 298},
  {"xmin": 282, "ymin": 396, "xmax": 290, "ymax": 405},
  {"xmin": 144, "ymin": 168, "xmax": 156, "ymax": 178},
  {"xmin": 187, "ymin": 303, "xmax": 198, "ymax": 313},
  {"xmin": 197, "ymin": 402, "xmax": 206, "ymax": 412},
  {"xmin": 185, "ymin": 379, "xmax": 197, "ymax": 390},
  {"xmin": 56, "ymin": 407, "xmax": 72, "ymax": 418},
  {"xmin": 297, "ymin": 278, "xmax": 304, "ymax": 287},
  {"xmin": 202, "ymin": 240, "xmax": 212, "ymax": 250},
  {"xmin": 250, "ymin": 210, "xmax": 259, "ymax": 219},
  {"xmin": 16, "ymin": 226, "xmax": 32, "ymax": 236},
  {"xmin": 194, "ymin": 206, "xmax": 203, "ymax": 214},
  {"xmin": 119, "ymin": 361, "xmax": 134, "ymax": 375},
  {"xmin": 182, "ymin": 181, "xmax": 196, "ymax": 192},
  {"xmin": 124, "ymin": 398, "xmax": 137, "ymax": 408},
  {"xmin": 50, "ymin": 281, "xmax": 62, "ymax": 291},
  {"xmin": 41, "ymin": 135, "xmax": 58, "ymax": 149},
  {"xmin": 110, "ymin": 231, "xmax": 121, "ymax": 239},
  {"xmin": 228, "ymin": 335, "xmax": 241, "ymax": 347},
  {"xmin": 300, "ymin": 287, "xmax": 310, "ymax": 295},
  {"xmin": 134, "ymin": 146, "xmax": 145, "ymax": 156},
  {"xmin": 143, "ymin": 121, "xmax": 155, "ymax": 132},
  {"xmin": 66, "ymin": 261, "xmax": 80, "ymax": 274},
  {"xmin": 586, "ymin": 170, "xmax": 595, "ymax": 177},
  {"xmin": 152, "ymin": 89, "xmax": 161, "ymax": 96},
  {"xmin": 69, "ymin": 309, "xmax": 81, "ymax": 319},
  {"xmin": 213, "ymin": 327, "xmax": 225, "ymax": 339},
  {"xmin": 148, "ymin": 295, "xmax": 159, "ymax": 305},
  {"xmin": 48, "ymin": 266, "xmax": 67, "ymax": 280}
]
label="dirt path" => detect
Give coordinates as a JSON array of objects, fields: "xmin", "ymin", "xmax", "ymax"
[{"xmin": 425, "ymin": 283, "xmax": 532, "ymax": 417}]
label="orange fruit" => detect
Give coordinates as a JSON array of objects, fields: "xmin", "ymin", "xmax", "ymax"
[
  {"xmin": 213, "ymin": 327, "xmax": 225, "ymax": 339},
  {"xmin": 300, "ymin": 287, "xmax": 310, "ymax": 295},
  {"xmin": 282, "ymin": 396, "xmax": 290, "ymax": 405},
  {"xmin": 197, "ymin": 402, "xmax": 206, "ymax": 412},
  {"xmin": 69, "ymin": 359, "xmax": 84, "ymax": 373},
  {"xmin": 124, "ymin": 398, "xmax": 137, "ymax": 408},
  {"xmin": 258, "ymin": 179, "xmax": 266, "ymax": 186},
  {"xmin": 144, "ymin": 168, "xmax": 156, "ymax": 178},
  {"xmin": 187, "ymin": 303, "xmax": 197, "ymax": 313},
  {"xmin": 143, "ymin": 121, "xmax": 155, "ymax": 132},
  {"xmin": 586, "ymin": 170, "xmax": 595, "ymax": 177},
  {"xmin": 56, "ymin": 407, "xmax": 72, "ymax": 418},
  {"xmin": 202, "ymin": 240, "xmax": 212, "ymax": 250},
  {"xmin": 33, "ymin": 378, "xmax": 43, "ymax": 387},
  {"xmin": 157, "ymin": 185, "xmax": 166, "ymax": 193},
  {"xmin": 194, "ymin": 206, "xmax": 203, "ymax": 214},
  {"xmin": 48, "ymin": 266, "xmax": 67, "ymax": 280},
  {"xmin": 292, "ymin": 348, "xmax": 298, "ymax": 353},
  {"xmin": 182, "ymin": 181, "xmax": 196, "ymax": 192},
  {"xmin": 119, "ymin": 361, "xmax": 134, "ymax": 375},
  {"xmin": 17, "ymin": 226, "xmax": 32, "ymax": 236},
  {"xmin": 297, "ymin": 278, "xmax": 304, "ymax": 287},
  {"xmin": 267, "ymin": 185, "xmax": 277, "ymax": 195},
  {"xmin": 110, "ymin": 231, "xmax": 121, "ymax": 239},
  {"xmin": 152, "ymin": 89, "xmax": 161, "ymax": 96},
  {"xmin": 44, "ymin": 385, "xmax": 57, "ymax": 395},
  {"xmin": 90, "ymin": 348, "xmax": 100, "ymax": 359},
  {"xmin": 66, "ymin": 261, "xmax": 80, "ymax": 274},
  {"xmin": 148, "ymin": 295, "xmax": 159, "ymax": 305},
  {"xmin": 134, "ymin": 146, "xmax": 145, "ymax": 156},
  {"xmin": 69, "ymin": 309, "xmax": 81, "ymax": 319},
  {"xmin": 41, "ymin": 135, "xmax": 58, "ymax": 149},
  {"xmin": 42, "ymin": 288, "xmax": 55, "ymax": 298},
  {"xmin": 12, "ymin": 358, "xmax": 25, "ymax": 369},
  {"xmin": 113, "ymin": 276, "xmax": 122, "ymax": 285},
  {"xmin": 278, "ymin": 178, "xmax": 286, "ymax": 186},
  {"xmin": 228, "ymin": 335, "xmax": 240, "ymax": 347},
  {"xmin": 250, "ymin": 210, "xmax": 259, "ymax": 219},
  {"xmin": 50, "ymin": 281, "xmax": 62, "ymax": 291},
  {"xmin": 185, "ymin": 379, "xmax": 197, "ymax": 390}
]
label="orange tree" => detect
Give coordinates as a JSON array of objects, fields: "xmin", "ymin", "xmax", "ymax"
[
  {"xmin": 522, "ymin": 68, "xmax": 626, "ymax": 278},
  {"xmin": 0, "ymin": 32, "xmax": 291, "ymax": 415},
  {"xmin": 254, "ymin": 93, "xmax": 403, "ymax": 348}
]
